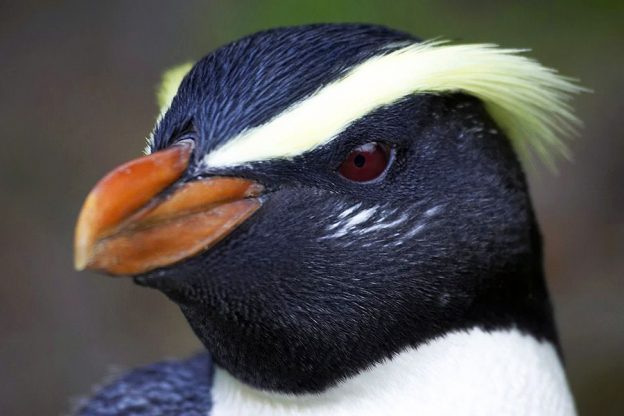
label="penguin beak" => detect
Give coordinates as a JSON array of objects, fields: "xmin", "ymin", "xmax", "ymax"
[{"xmin": 74, "ymin": 142, "xmax": 263, "ymax": 276}]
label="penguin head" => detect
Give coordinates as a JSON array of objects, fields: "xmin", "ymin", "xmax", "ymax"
[{"xmin": 74, "ymin": 24, "xmax": 581, "ymax": 393}]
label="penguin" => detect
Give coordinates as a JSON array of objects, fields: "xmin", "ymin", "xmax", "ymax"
[{"xmin": 73, "ymin": 23, "xmax": 583, "ymax": 415}]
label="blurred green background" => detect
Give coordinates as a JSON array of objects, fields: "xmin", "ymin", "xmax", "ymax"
[{"xmin": 1, "ymin": 1, "xmax": 622, "ymax": 414}]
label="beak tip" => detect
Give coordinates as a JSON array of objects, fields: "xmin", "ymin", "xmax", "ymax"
[
  {"xmin": 74, "ymin": 250, "xmax": 89, "ymax": 271},
  {"xmin": 74, "ymin": 226, "xmax": 91, "ymax": 271}
]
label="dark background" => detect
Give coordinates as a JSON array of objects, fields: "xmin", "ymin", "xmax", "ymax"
[{"xmin": 1, "ymin": 1, "xmax": 622, "ymax": 414}]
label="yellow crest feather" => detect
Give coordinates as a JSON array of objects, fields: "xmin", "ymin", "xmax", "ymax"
[
  {"xmin": 144, "ymin": 62, "xmax": 193, "ymax": 154},
  {"xmin": 156, "ymin": 62, "xmax": 193, "ymax": 112},
  {"xmin": 203, "ymin": 41, "xmax": 585, "ymax": 169}
]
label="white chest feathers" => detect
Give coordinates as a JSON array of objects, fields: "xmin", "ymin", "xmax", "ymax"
[{"xmin": 209, "ymin": 328, "xmax": 576, "ymax": 416}]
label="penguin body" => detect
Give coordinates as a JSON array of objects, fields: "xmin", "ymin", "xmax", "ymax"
[{"xmin": 74, "ymin": 24, "xmax": 582, "ymax": 415}]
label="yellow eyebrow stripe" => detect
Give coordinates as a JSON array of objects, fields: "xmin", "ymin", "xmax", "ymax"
[{"xmin": 202, "ymin": 41, "xmax": 584, "ymax": 168}]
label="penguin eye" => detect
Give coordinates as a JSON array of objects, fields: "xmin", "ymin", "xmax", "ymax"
[{"xmin": 338, "ymin": 142, "xmax": 390, "ymax": 182}]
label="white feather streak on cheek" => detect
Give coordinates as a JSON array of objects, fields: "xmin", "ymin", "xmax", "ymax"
[
  {"xmin": 325, "ymin": 203, "xmax": 364, "ymax": 231},
  {"xmin": 393, "ymin": 223, "xmax": 426, "ymax": 247},
  {"xmin": 424, "ymin": 205, "xmax": 442, "ymax": 217},
  {"xmin": 320, "ymin": 206, "xmax": 378, "ymax": 240},
  {"xmin": 338, "ymin": 203, "xmax": 363, "ymax": 219},
  {"xmin": 354, "ymin": 213, "xmax": 408, "ymax": 235},
  {"xmin": 404, "ymin": 205, "xmax": 444, "ymax": 238}
]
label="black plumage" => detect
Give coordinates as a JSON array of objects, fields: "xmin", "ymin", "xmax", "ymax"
[{"xmin": 138, "ymin": 93, "xmax": 556, "ymax": 393}]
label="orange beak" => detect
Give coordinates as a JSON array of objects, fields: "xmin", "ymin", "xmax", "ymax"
[{"xmin": 74, "ymin": 141, "xmax": 263, "ymax": 276}]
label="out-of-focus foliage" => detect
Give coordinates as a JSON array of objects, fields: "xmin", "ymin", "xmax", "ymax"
[{"xmin": 0, "ymin": 1, "xmax": 622, "ymax": 415}]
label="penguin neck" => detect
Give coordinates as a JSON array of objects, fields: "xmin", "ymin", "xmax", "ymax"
[{"xmin": 209, "ymin": 327, "xmax": 576, "ymax": 416}]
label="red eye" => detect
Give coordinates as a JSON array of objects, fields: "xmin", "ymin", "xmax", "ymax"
[{"xmin": 338, "ymin": 142, "xmax": 390, "ymax": 182}]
